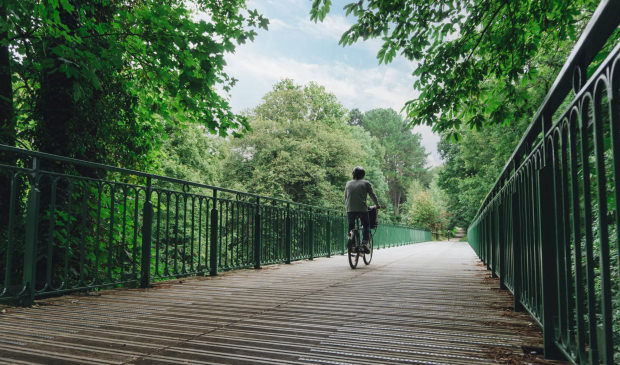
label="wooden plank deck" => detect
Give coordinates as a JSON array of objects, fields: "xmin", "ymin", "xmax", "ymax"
[{"xmin": 0, "ymin": 242, "xmax": 565, "ymax": 364}]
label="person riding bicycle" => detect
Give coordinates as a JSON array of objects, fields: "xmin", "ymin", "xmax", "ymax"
[{"xmin": 345, "ymin": 166, "xmax": 380, "ymax": 253}]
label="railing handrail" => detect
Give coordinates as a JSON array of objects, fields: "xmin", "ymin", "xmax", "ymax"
[
  {"xmin": 0, "ymin": 143, "xmax": 430, "ymax": 231},
  {"xmin": 0, "ymin": 143, "xmax": 343, "ymax": 214},
  {"xmin": 475, "ymin": 0, "xmax": 620, "ymax": 219}
]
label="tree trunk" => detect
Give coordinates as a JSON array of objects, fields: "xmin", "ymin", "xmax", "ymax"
[
  {"xmin": 35, "ymin": 5, "xmax": 77, "ymax": 158},
  {"xmin": 391, "ymin": 188, "xmax": 401, "ymax": 217},
  {"xmin": 0, "ymin": 0, "xmax": 13, "ymax": 146},
  {"xmin": 0, "ymin": 0, "xmax": 15, "ymax": 229}
]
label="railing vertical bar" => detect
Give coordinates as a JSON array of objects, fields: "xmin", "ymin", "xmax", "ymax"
[
  {"xmin": 593, "ymin": 83, "xmax": 614, "ymax": 364},
  {"xmin": 22, "ymin": 158, "xmax": 41, "ymax": 306},
  {"xmin": 141, "ymin": 177, "xmax": 153, "ymax": 288},
  {"xmin": 46, "ymin": 179, "xmax": 58, "ymax": 290},
  {"xmin": 538, "ymin": 157, "xmax": 560, "ymax": 359},
  {"xmin": 551, "ymin": 136, "xmax": 567, "ymax": 345},
  {"xmin": 78, "ymin": 182, "xmax": 88, "ymax": 285},
  {"xmin": 254, "ymin": 197, "xmax": 261, "ymax": 269},
  {"xmin": 569, "ymin": 115, "xmax": 587, "ymax": 362},
  {"xmin": 164, "ymin": 192, "xmax": 170, "ymax": 276},
  {"xmin": 64, "ymin": 181, "xmax": 74, "ymax": 288},
  {"xmin": 173, "ymin": 193, "xmax": 179, "ymax": 275},
  {"xmin": 209, "ymin": 189, "xmax": 218, "ymax": 276},
  {"xmin": 132, "ymin": 188, "xmax": 139, "ymax": 279},
  {"xmin": 559, "ymin": 127, "xmax": 575, "ymax": 349},
  {"xmin": 108, "ymin": 185, "xmax": 115, "ymax": 282},
  {"xmin": 182, "ymin": 193, "xmax": 188, "ymax": 274},
  {"xmin": 155, "ymin": 191, "xmax": 161, "ymax": 278},
  {"xmin": 93, "ymin": 182, "xmax": 101, "ymax": 285},
  {"xmin": 190, "ymin": 196, "xmax": 195, "ymax": 273},
  {"xmin": 611, "ymin": 58, "xmax": 620, "ymax": 302},
  {"xmin": 121, "ymin": 186, "xmax": 128, "ymax": 279},
  {"xmin": 512, "ymin": 181, "xmax": 522, "ymax": 311},
  {"xmin": 580, "ymin": 115, "xmax": 599, "ymax": 364},
  {"xmin": 197, "ymin": 197, "xmax": 202, "ymax": 272}
]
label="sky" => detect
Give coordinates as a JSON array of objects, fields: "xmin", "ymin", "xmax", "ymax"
[{"xmin": 221, "ymin": 0, "xmax": 442, "ymax": 166}]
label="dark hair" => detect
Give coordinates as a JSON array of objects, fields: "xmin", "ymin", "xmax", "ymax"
[{"xmin": 352, "ymin": 166, "xmax": 365, "ymax": 179}]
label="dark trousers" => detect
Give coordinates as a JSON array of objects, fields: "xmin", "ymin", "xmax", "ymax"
[{"xmin": 347, "ymin": 211, "xmax": 370, "ymax": 243}]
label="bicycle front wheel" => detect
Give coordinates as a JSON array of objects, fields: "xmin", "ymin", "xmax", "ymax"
[
  {"xmin": 363, "ymin": 234, "xmax": 373, "ymax": 265},
  {"xmin": 348, "ymin": 236, "xmax": 360, "ymax": 269}
]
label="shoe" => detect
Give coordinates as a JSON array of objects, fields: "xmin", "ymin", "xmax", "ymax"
[{"xmin": 361, "ymin": 243, "xmax": 370, "ymax": 254}]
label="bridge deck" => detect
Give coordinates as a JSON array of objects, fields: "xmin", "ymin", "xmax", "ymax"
[{"xmin": 0, "ymin": 242, "xmax": 565, "ymax": 364}]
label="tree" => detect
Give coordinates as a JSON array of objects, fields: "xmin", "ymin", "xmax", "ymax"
[
  {"xmin": 404, "ymin": 189, "xmax": 448, "ymax": 234},
  {"xmin": 348, "ymin": 108, "xmax": 364, "ymax": 127},
  {"xmin": 436, "ymin": 36, "xmax": 574, "ymax": 229},
  {"xmin": 0, "ymin": 0, "xmax": 12, "ymax": 148},
  {"xmin": 223, "ymin": 117, "xmax": 358, "ymax": 207},
  {"xmin": 3, "ymin": 0, "xmax": 267, "ymax": 166},
  {"xmin": 310, "ymin": 0, "xmax": 600, "ymax": 134},
  {"xmin": 157, "ymin": 123, "xmax": 224, "ymax": 186},
  {"xmin": 222, "ymin": 80, "xmax": 386, "ymax": 210},
  {"xmin": 361, "ymin": 108, "xmax": 428, "ymax": 217},
  {"xmin": 253, "ymin": 79, "xmax": 349, "ymax": 128},
  {"xmin": 0, "ymin": 0, "xmax": 13, "ymax": 229},
  {"xmin": 348, "ymin": 125, "xmax": 394, "ymax": 222}
]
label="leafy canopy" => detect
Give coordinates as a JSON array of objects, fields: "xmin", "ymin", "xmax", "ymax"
[
  {"xmin": 361, "ymin": 108, "xmax": 428, "ymax": 216},
  {"xmin": 223, "ymin": 80, "xmax": 367, "ymax": 208},
  {"xmin": 310, "ymin": 0, "xmax": 598, "ymax": 133},
  {"xmin": 3, "ymin": 0, "xmax": 268, "ymax": 167}
]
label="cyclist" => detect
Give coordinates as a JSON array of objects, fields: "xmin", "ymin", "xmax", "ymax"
[{"xmin": 345, "ymin": 166, "xmax": 380, "ymax": 253}]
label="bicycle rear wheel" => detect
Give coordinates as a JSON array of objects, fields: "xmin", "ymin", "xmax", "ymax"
[
  {"xmin": 363, "ymin": 234, "xmax": 373, "ymax": 265},
  {"xmin": 348, "ymin": 234, "xmax": 360, "ymax": 269}
]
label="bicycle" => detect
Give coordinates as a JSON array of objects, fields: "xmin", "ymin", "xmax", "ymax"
[{"xmin": 347, "ymin": 206, "xmax": 377, "ymax": 269}]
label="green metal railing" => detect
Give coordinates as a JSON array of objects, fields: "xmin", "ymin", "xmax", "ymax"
[
  {"xmin": 468, "ymin": 1, "xmax": 620, "ymax": 364},
  {"xmin": 0, "ymin": 144, "xmax": 429, "ymax": 306}
]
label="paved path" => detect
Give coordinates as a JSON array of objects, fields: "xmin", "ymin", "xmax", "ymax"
[{"xmin": 0, "ymin": 242, "xmax": 565, "ymax": 364}]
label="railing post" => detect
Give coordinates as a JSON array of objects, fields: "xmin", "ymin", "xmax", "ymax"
[
  {"xmin": 538, "ymin": 162, "xmax": 561, "ymax": 359},
  {"xmin": 326, "ymin": 214, "xmax": 331, "ymax": 258},
  {"xmin": 308, "ymin": 214, "xmax": 314, "ymax": 260},
  {"xmin": 254, "ymin": 197, "xmax": 261, "ymax": 269},
  {"xmin": 341, "ymin": 216, "xmax": 346, "ymax": 255},
  {"xmin": 498, "ymin": 195, "xmax": 506, "ymax": 290},
  {"xmin": 209, "ymin": 189, "xmax": 218, "ymax": 276},
  {"xmin": 491, "ymin": 203, "xmax": 498, "ymax": 278},
  {"xmin": 485, "ymin": 213, "xmax": 491, "ymax": 272},
  {"xmin": 285, "ymin": 203, "xmax": 291, "ymax": 264},
  {"xmin": 140, "ymin": 177, "xmax": 153, "ymax": 288},
  {"xmin": 22, "ymin": 157, "xmax": 41, "ymax": 306},
  {"xmin": 512, "ymin": 188, "xmax": 523, "ymax": 312}
]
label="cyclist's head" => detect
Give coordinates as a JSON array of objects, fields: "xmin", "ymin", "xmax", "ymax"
[{"xmin": 352, "ymin": 166, "xmax": 365, "ymax": 180}]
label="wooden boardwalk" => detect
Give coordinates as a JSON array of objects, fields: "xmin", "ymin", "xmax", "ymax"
[{"xmin": 0, "ymin": 242, "xmax": 565, "ymax": 364}]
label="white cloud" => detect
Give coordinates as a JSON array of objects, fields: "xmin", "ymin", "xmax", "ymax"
[
  {"xmin": 225, "ymin": 45, "xmax": 442, "ymax": 166},
  {"xmin": 298, "ymin": 15, "xmax": 351, "ymax": 41},
  {"xmin": 267, "ymin": 18, "xmax": 293, "ymax": 31}
]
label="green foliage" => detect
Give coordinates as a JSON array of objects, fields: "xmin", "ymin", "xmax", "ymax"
[
  {"xmin": 437, "ymin": 119, "xmax": 529, "ymax": 229},
  {"xmin": 3, "ymin": 0, "xmax": 267, "ymax": 166},
  {"xmin": 361, "ymin": 108, "xmax": 428, "ymax": 217},
  {"xmin": 310, "ymin": 0, "xmax": 599, "ymax": 133},
  {"xmin": 348, "ymin": 108, "xmax": 364, "ymax": 127},
  {"xmin": 403, "ymin": 176, "xmax": 449, "ymax": 234},
  {"xmin": 157, "ymin": 123, "xmax": 224, "ymax": 186},
  {"xmin": 436, "ymin": 36, "xmax": 575, "ymax": 229},
  {"xmin": 253, "ymin": 79, "xmax": 349, "ymax": 129},
  {"xmin": 222, "ymin": 80, "xmax": 363, "ymax": 208},
  {"xmin": 348, "ymin": 125, "xmax": 393, "ymax": 222},
  {"xmin": 224, "ymin": 116, "xmax": 356, "ymax": 206}
]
